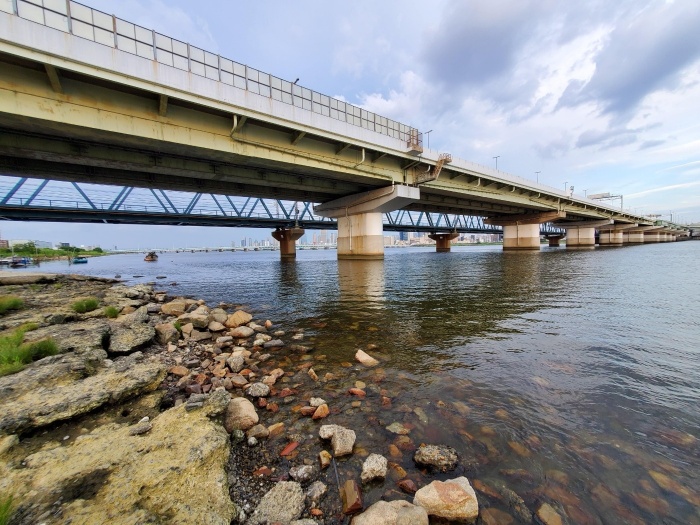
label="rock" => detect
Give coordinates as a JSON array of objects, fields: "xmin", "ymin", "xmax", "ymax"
[
  {"xmin": 230, "ymin": 326, "xmax": 255, "ymax": 338},
  {"xmin": 355, "ymin": 349, "xmax": 379, "ymax": 367},
  {"xmin": 319, "ymin": 424, "xmax": 356, "ymax": 456},
  {"xmin": 413, "ymin": 477, "xmax": 479, "ymax": 523},
  {"xmin": 224, "ymin": 398, "xmax": 259, "ymax": 432},
  {"xmin": 0, "ymin": 434, "xmax": 19, "ymax": 456},
  {"xmin": 229, "ymin": 374, "xmax": 248, "ymax": 388},
  {"xmin": 308, "ymin": 368, "xmax": 318, "ymax": 381},
  {"xmin": 161, "ymin": 299, "xmax": 188, "ymax": 316},
  {"xmin": 246, "ymin": 481, "xmax": 305, "ymax": 525},
  {"xmin": 310, "ymin": 397, "xmax": 326, "ymax": 407},
  {"xmin": 361, "ymin": 453, "xmax": 388, "ymax": 483},
  {"xmin": 481, "ymin": 508, "xmax": 514, "ymax": 525},
  {"xmin": 208, "ymin": 321, "xmax": 226, "ymax": 332},
  {"xmin": 413, "ymin": 444, "xmax": 458, "ymax": 472},
  {"xmin": 398, "ymin": 478, "xmax": 418, "ymax": 494},
  {"xmin": 189, "ymin": 329, "xmax": 211, "ymax": 342},
  {"xmin": 341, "ymin": 479, "xmax": 363, "ymax": 514},
  {"xmin": 289, "ymin": 465, "xmax": 314, "ymax": 483},
  {"xmin": 115, "ymin": 306, "xmax": 149, "ymax": 326},
  {"xmin": 386, "ymin": 422, "xmax": 410, "ymax": 435},
  {"xmin": 0, "ymin": 354, "xmax": 165, "ymax": 435},
  {"xmin": 263, "ymin": 339, "xmax": 284, "ymax": 348},
  {"xmin": 348, "ymin": 388, "xmax": 366, "ymax": 398},
  {"xmin": 306, "ymin": 481, "xmax": 327, "ymax": 506},
  {"xmin": 0, "ymin": 402, "xmax": 235, "ymax": 524},
  {"xmin": 246, "ymin": 424, "xmax": 269, "ymax": 439},
  {"xmin": 168, "ymin": 365, "xmax": 189, "ymax": 377},
  {"xmin": 268, "ymin": 422, "xmax": 285, "ymax": 437},
  {"xmin": 226, "ymin": 355, "xmax": 245, "ymax": 373},
  {"xmin": 23, "ymin": 318, "xmax": 109, "ymax": 353},
  {"xmin": 351, "ymin": 500, "xmax": 428, "ymax": 525},
  {"xmin": 536, "ymin": 503, "xmax": 562, "ymax": 525},
  {"xmin": 225, "ymin": 310, "xmax": 252, "ymax": 328},
  {"xmin": 109, "ymin": 322, "xmax": 156, "ymax": 354},
  {"xmin": 155, "ymin": 322, "xmax": 179, "ymax": 344},
  {"xmin": 128, "ymin": 418, "xmax": 153, "ymax": 436},
  {"xmin": 319, "ymin": 450, "xmax": 332, "ymax": 469},
  {"xmin": 280, "ymin": 442, "xmax": 299, "ymax": 457},
  {"xmin": 246, "ymin": 383, "xmax": 270, "ymax": 398},
  {"xmin": 312, "ymin": 404, "xmax": 330, "ymax": 419}
]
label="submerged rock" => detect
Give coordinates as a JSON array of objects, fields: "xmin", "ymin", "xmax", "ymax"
[
  {"xmin": 246, "ymin": 481, "xmax": 305, "ymax": 525},
  {"xmin": 413, "ymin": 477, "xmax": 479, "ymax": 523},
  {"xmin": 319, "ymin": 424, "xmax": 356, "ymax": 456},
  {"xmin": 413, "ymin": 444, "xmax": 458, "ymax": 472},
  {"xmin": 361, "ymin": 453, "xmax": 388, "ymax": 483},
  {"xmin": 351, "ymin": 500, "xmax": 428, "ymax": 525}
]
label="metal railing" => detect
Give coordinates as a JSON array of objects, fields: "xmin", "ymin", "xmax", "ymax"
[{"xmin": 2, "ymin": 0, "xmax": 420, "ymax": 145}]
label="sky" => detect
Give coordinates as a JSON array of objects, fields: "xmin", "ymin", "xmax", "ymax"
[{"xmin": 4, "ymin": 0, "xmax": 700, "ymax": 248}]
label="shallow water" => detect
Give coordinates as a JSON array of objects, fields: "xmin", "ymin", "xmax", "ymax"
[{"xmin": 25, "ymin": 242, "xmax": 700, "ymax": 523}]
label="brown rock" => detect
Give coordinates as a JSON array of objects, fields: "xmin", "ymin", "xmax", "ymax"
[
  {"xmin": 481, "ymin": 508, "xmax": 514, "ymax": 525},
  {"xmin": 319, "ymin": 450, "xmax": 332, "ymax": 469},
  {"xmin": 267, "ymin": 422, "xmax": 285, "ymax": 437},
  {"xmin": 472, "ymin": 479, "xmax": 502, "ymax": 501},
  {"xmin": 280, "ymin": 441, "xmax": 299, "ymax": 457},
  {"xmin": 355, "ymin": 349, "xmax": 379, "ymax": 367},
  {"xmin": 341, "ymin": 479, "xmax": 363, "ymax": 514},
  {"xmin": 312, "ymin": 404, "xmax": 330, "ymax": 419},
  {"xmin": 300, "ymin": 406, "xmax": 317, "ymax": 416},
  {"xmin": 224, "ymin": 397, "xmax": 259, "ymax": 432},
  {"xmin": 161, "ymin": 300, "xmax": 187, "ymax": 316},
  {"xmin": 308, "ymin": 368, "xmax": 318, "ymax": 381},
  {"xmin": 413, "ymin": 477, "xmax": 479, "ymax": 523},
  {"xmin": 398, "ymin": 479, "xmax": 418, "ymax": 494},
  {"xmin": 348, "ymin": 388, "xmax": 366, "ymax": 398},
  {"xmin": 225, "ymin": 310, "xmax": 253, "ymax": 328},
  {"xmin": 536, "ymin": 503, "xmax": 563, "ymax": 525},
  {"xmin": 169, "ymin": 365, "xmax": 189, "ymax": 377}
]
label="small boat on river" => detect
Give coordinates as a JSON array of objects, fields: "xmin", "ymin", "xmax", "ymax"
[
  {"xmin": 144, "ymin": 251, "xmax": 158, "ymax": 262},
  {"xmin": 72, "ymin": 256, "xmax": 88, "ymax": 264},
  {"xmin": 9, "ymin": 256, "xmax": 31, "ymax": 268}
]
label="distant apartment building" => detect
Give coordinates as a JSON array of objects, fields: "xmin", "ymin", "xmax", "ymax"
[
  {"xmin": 8, "ymin": 239, "xmax": 52, "ymax": 249},
  {"xmin": 0, "ymin": 240, "xmax": 8, "ymax": 249}
]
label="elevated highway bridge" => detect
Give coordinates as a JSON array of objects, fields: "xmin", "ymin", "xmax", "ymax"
[{"xmin": 0, "ymin": 2, "xmax": 689, "ymax": 258}]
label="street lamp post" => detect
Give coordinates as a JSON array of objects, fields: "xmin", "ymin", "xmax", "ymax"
[
  {"xmin": 424, "ymin": 130, "xmax": 433, "ymax": 149},
  {"xmin": 535, "ymin": 171, "xmax": 540, "ymax": 183},
  {"xmin": 564, "ymin": 181, "xmax": 568, "ymax": 192},
  {"xmin": 493, "ymin": 156, "xmax": 500, "ymax": 170}
]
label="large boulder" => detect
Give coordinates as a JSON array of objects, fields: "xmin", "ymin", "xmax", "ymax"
[
  {"xmin": 0, "ymin": 353, "xmax": 166, "ymax": 435},
  {"xmin": 109, "ymin": 322, "xmax": 156, "ymax": 354},
  {"xmin": 155, "ymin": 322, "xmax": 179, "ymax": 344},
  {"xmin": 224, "ymin": 397, "xmax": 259, "ymax": 432},
  {"xmin": 230, "ymin": 326, "xmax": 255, "ymax": 338},
  {"xmin": 246, "ymin": 481, "xmax": 304, "ymax": 525},
  {"xmin": 160, "ymin": 299, "xmax": 188, "ymax": 316},
  {"xmin": 22, "ymin": 318, "xmax": 110, "ymax": 353},
  {"xmin": 351, "ymin": 500, "xmax": 428, "ymax": 525},
  {"xmin": 0, "ymin": 397, "xmax": 236, "ymax": 524},
  {"xmin": 413, "ymin": 477, "xmax": 479, "ymax": 523}
]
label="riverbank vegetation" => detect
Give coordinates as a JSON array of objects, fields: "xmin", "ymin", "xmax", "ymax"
[
  {"xmin": 0, "ymin": 242, "xmax": 105, "ymax": 260},
  {"xmin": 0, "ymin": 323, "xmax": 58, "ymax": 377},
  {"xmin": 0, "ymin": 296, "xmax": 24, "ymax": 315}
]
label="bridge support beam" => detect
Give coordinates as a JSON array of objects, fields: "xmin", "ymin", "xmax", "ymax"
[
  {"xmin": 645, "ymin": 232, "xmax": 661, "ymax": 243},
  {"xmin": 624, "ymin": 231, "xmax": 645, "ymax": 243},
  {"xmin": 271, "ymin": 227, "xmax": 304, "ymax": 259},
  {"xmin": 486, "ymin": 211, "xmax": 565, "ymax": 251},
  {"xmin": 598, "ymin": 231, "xmax": 623, "ymax": 246},
  {"xmin": 315, "ymin": 185, "xmax": 420, "ymax": 260},
  {"xmin": 429, "ymin": 232, "xmax": 459, "ymax": 252},
  {"xmin": 558, "ymin": 219, "xmax": 612, "ymax": 249}
]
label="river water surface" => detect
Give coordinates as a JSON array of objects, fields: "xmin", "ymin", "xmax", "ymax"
[{"xmin": 27, "ymin": 242, "xmax": 700, "ymax": 524}]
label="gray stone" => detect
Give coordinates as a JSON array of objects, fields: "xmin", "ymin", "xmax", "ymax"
[
  {"xmin": 246, "ymin": 383, "xmax": 270, "ymax": 398},
  {"xmin": 413, "ymin": 444, "xmax": 458, "ymax": 472},
  {"xmin": 226, "ymin": 355, "xmax": 245, "ymax": 373},
  {"xmin": 289, "ymin": 465, "xmax": 314, "ymax": 483},
  {"xmin": 225, "ymin": 310, "xmax": 253, "ymax": 328},
  {"xmin": 351, "ymin": 500, "xmax": 429, "ymax": 525},
  {"xmin": 246, "ymin": 424, "xmax": 269, "ymax": 439},
  {"xmin": 309, "ymin": 397, "xmax": 326, "ymax": 407},
  {"xmin": 319, "ymin": 424, "xmax": 356, "ymax": 456},
  {"xmin": 160, "ymin": 299, "xmax": 188, "ymax": 316},
  {"xmin": 22, "ymin": 318, "xmax": 110, "ymax": 353},
  {"xmin": 109, "ymin": 322, "xmax": 156, "ymax": 354},
  {"xmin": 155, "ymin": 322, "xmax": 179, "ymax": 344},
  {"xmin": 178, "ymin": 311, "xmax": 209, "ymax": 329},
  {"xmin": 361, "ymin": 453, "xmax": 388, "ymax": 483},
  {"xmin": 116, "ymin": 306, "xmax": 149, "ymax": 326},
  {"xmin": 230, "ymin": 326, "xmax": 255, "ymax": 338},
  {"xmin": 263, "ymin": 339, "xmax": 284, "ymax": 348},
  {"xmin": 246, "ymin": 481, "xmax": 305, "ymax": 525},
  {"xmin": 189, "ymin": 329, "xmax": 212, "ymax": 342}
]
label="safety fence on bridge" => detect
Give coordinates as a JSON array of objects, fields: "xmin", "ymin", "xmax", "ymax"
[
  {"xmin": 1, "ymin": 0, "xmax": 422, "ymax": 148},
  {"xmin": 0, "ymin": 177, "xmax": 564, "ymax": 234}
]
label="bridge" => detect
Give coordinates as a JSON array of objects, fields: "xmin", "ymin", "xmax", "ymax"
[{"xmin": 0, "ymin": 2, "xmax": 690, "ymax": 258}]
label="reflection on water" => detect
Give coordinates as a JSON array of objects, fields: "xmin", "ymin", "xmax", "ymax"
[{"xmin": 29, "ymin": 243, "xmax": 700, "ymax": 523}]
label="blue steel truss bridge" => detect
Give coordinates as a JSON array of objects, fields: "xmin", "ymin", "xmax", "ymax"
[{"xmin": 0, "ymin": 177, "xmax": 564, "ymax": 235}]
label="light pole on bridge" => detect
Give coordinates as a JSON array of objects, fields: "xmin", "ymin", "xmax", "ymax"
[
  {"xmin": 493, "ymin": 156, "xmax": 500, "ymax": 171},
  {"xmin": 535, "ymin": 171, "xmax": 540, "ymax": 183},
  {"xmin": 424, "ymin": 129, "xmax": 433, "ymax": 149}
]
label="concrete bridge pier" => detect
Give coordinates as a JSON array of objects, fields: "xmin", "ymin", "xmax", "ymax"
[
  {"xmin": 315, "ymin": 185, "xmax": 420, "ymax": 260},
  {"xmin": 599, "ymin": 223, "xmax": 638, "ymax": 246},
  {"xmin": 559, "ymin": 220, "xmax": 612, "ymax": 248},
  {"xmin": 546, "ymin": 234, "xmax": 565, "ymax": 247},
  {"xmin": 429, "ymin": 232, "xmax": 459, "ymax": 252},
  {"xmin": 486, "ymin": 211, "xmax": 565, "ymax": 251},
  {"xmin": 645, "ymin": 231, "xmax": 661, "ymax": 243},
  {"xmin": 271, "ymin": 227, "xmax": 305, "ymax": 259}
]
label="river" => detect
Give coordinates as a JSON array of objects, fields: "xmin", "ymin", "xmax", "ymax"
[{"xmin": 22, "ymin": 241, "xmax": 700, "ymax": 524}]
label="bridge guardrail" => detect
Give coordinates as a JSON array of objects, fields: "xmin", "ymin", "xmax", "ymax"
[{"xmin": 2, "ymin": 0, "xmax": 420, "ymax": 147}]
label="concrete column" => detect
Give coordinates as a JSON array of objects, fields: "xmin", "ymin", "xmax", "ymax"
[
  {"xmin": 337, "ymin": 212, "xmax": 384, "ymax": 260},
  {"xmin": 626, "ymin": 231, "xmax": 645, "ymax": 244},
  {"xmin": 547, "ymin": 235, "xmax": 564, "ymax": 247},
  {"xmin": 428, "ymin": 232, "xmax": 459, "ymax": 252},
  {"xmin": 599, "ymin": 230, "xmax": 623, "ymax": 245},
  {"xmin": 565, "ymin": 227, "xmax": 595, "ymax": 248},
  {"xmin": 271, "ymin": 227, "xmax": 304, "ymax": 259},
  {"xmin": 645, "ymin": 232, "xmax": 660, "ymax": 243},
  {"xmin": 502, "ymin": 223, "xmax": 541, "ymax": 250}
]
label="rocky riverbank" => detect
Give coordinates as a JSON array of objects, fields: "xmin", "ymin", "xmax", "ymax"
[{"xmin": 0, "ymin": 272, "xmax": 572, "ymax": 524}]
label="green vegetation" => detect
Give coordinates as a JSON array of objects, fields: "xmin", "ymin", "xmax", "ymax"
[
  {"xmin": 0, "ymin": 242, "xmax": 106, "ymax": 259},
  {"xmin": 0, "ymin": 296, "xmax": 24, "ymax": 315},
  {"xmin": 0, "ymin": 323, "xmax": 58, "ymax": 377},
  {"xmin": 104, "ymin": 305, "xmax": 120, "ymax": 318},
  {"xmin": 173, "ymin": 320, "xmax": 182, "ymax": 332},
  {"xmin": 0, "ymin": 494, "xmax": 14, "ymax": 525},
  {"xmin": 72, "ymin": 298, "xmax": 99, "ymax": 314}
]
